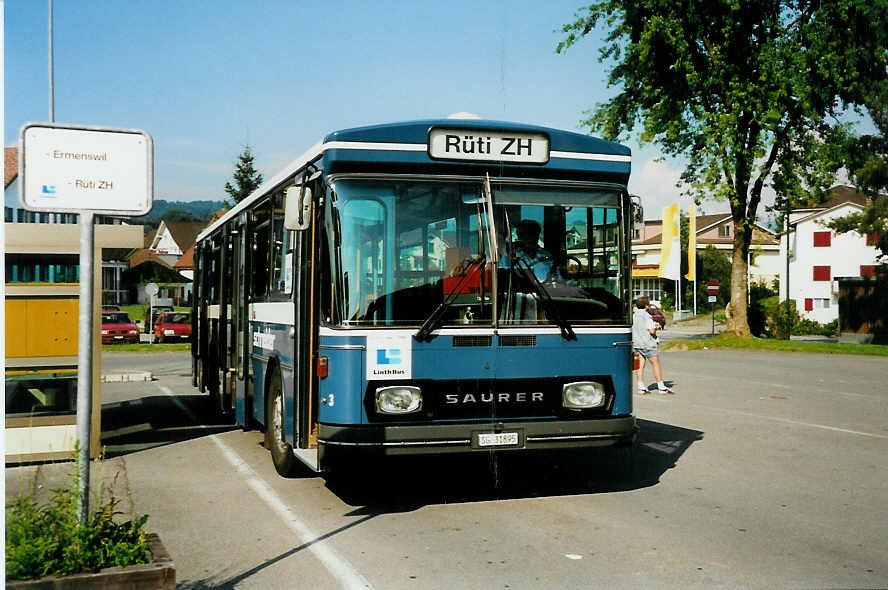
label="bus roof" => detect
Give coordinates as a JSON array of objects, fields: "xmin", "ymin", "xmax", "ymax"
[
  {"xmin": 324, "ymin": 119, "xmax": 630, "ymax": 156},
  {"xmin": 198, "ymin": 119, "xmax": 631, "ymax": 242}
]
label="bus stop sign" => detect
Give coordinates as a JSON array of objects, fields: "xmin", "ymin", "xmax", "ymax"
[{"xmin": 19, "ymin": 122, "xmax": 153, "ymax": 215}]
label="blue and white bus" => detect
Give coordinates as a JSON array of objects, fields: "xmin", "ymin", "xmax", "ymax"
[{"xmin": 192, "ymin": 118, "xmax": 641, "ymax": 475}]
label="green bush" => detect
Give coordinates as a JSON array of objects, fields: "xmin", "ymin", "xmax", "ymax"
[
  {"xmin": 6, "ymin": 466, "xmax": 150, "ymax": 580},
  {"xmin": 771, "ymin": 299, "xmax": 799, "ymax": 340},
  {"xmin": 748, "ymin": 299, "xmax": 768, "ymax": 337},
  {"xmin": 768, "ymin": 299, "xmax": 838, "ymax": 339},
  {"xmin": 749, "ymin": 287, "xmax": 779, "ymax": 337}
]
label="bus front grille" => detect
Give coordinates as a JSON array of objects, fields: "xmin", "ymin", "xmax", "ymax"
[{"xmin": 452, "ymin": 336, "xmax": 493, "ymax": 347}]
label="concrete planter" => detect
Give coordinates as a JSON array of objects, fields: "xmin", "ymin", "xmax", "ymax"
[{"xmin": 5, "ymin": 534, "xmax": 175, "ymax": 590}]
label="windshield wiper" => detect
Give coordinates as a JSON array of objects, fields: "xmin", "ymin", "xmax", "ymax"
[
  {"xmin": 415, "ymin": 255, "xmax": 487, "ymax": 342},
  {"xmin": 513, "ymin": 259, "xmax": 577, "ymax": 341}
]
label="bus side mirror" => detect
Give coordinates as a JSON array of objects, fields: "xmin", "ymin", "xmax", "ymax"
[
  {"xmin": 284, "ymin": 185, "xmax": 312, "ymax": 231},
  {"xmin": 630, "ymin": 195, "xmax": 643, "ymax": 232}
]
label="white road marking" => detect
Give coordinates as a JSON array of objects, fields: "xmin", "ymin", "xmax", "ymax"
[
  {"xmin": 707, "ymin": 407, "xmax": 888, "ymax": 439},
  {"xmin": 210, "ymin": 435, "xmax": 373, "ymax": 590},
  {"xmin": 670, "ymin": 370, "xmax": 883, "ymax": 401},
  {"xmin": 157, "ymin": 385, "xmax": 199, "ymax": 422},
  {"xmin": 155, "ymin": 383, "xmax": 371, "ymax": 587}
]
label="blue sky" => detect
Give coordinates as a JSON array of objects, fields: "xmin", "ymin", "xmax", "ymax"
[{"xmin": 5, "ymin": 0, "xmax": 845, "ymax": 218}]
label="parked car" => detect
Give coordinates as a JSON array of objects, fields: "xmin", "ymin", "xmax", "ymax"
[
  {"xmin": 648, "ymin": 302, "xmax": 667, "ymax": 328},
  {"xmin": 144, "ymin": 305, "xmax": 174, "ymax": 332},
  {"xmin": 101, "ymin": 312, "xmax": 140, "ymax": 344},
  {"xmin": 153, "ymin": 311, "xmax": 192, "ymax": 343}
]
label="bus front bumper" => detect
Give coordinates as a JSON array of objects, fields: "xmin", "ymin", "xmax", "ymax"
[{"xmin": 318, "ymin": 416, "xmax": 637, "ymax": 457}]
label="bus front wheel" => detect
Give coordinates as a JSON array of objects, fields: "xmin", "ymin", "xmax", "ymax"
[{"xmin": 266, "ymin": 370, "xmax": 297, "ymax": 477}]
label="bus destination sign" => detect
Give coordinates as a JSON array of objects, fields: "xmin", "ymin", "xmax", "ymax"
[{"xmin": 428, "ymin": 128, "xmax": 549, "ymax": 164}]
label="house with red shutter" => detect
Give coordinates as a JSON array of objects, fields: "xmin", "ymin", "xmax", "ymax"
[{"xmin": 779, "ymin": 186, "xmax": 881, "ymax": 324}]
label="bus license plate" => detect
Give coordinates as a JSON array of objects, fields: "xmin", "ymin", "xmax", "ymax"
[{"xmin": 477, "ymin": 432, "xmax": 519, "ymax": 447}]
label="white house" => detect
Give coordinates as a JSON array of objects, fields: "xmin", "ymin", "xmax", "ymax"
[
  {"xmin": 778, "ymin": 186, "xmax": 880, "ymax": 324},
  {"xmin": 632, "ymin": 212, "xmax": 780, "ymax": 302}
]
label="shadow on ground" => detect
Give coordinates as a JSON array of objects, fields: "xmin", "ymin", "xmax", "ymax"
[
  {"xmin": 326, "ymin": 418, "xmax": 703, "ymax": 509},
  {"xmin": 101, "ymin": 394, "xmax": 237, "ymax": 458},
  {"xmin": 176, "ymin": 418, "xmax": 702, "ymax": 590}
]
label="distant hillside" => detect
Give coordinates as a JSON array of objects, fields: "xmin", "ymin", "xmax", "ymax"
[{"xmin": 133, "ymin": 199, "xmax": 225, "ymax": 227}]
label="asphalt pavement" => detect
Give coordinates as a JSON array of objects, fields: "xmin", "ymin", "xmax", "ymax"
[{"xmin": 6, "ymin": 347, "xmax": 887, "ymax": 589}]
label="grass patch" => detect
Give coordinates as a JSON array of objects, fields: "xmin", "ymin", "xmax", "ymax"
[
  {"xmin": 662, "ymin": 334, "xmax": 888, "ymax": 356},
  {"xmin": 102, "ymin": 343, "xmax": 190, "ymax": 353},
  {"xmin": 119, "ymin": 305, "xmax": 146, "ymax": 323}
]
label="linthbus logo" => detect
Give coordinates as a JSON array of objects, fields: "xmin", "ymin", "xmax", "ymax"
[
  {"xmin": 41, "ymin": 185, "xmax": 57, "ymax": 194},
  {"xmin": 367, "ymin": 335, "xmax": 412, "ymax": 380},
  {"xmin": 376, "ymin": 349, "xmax": 401, "ymax": 365}
]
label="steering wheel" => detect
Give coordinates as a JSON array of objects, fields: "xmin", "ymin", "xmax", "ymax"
[{"xmin": 561, "ymin": 255, "xmax": 583, "ymax": 275}]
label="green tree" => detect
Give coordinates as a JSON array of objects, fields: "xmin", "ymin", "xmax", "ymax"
[
  {"xmin": 224, "ymin": 145, "xmax": 263, "ymax": 206},
  {"xmin": 827, "ymin": 81, "xmax": 888, "ymax": 259},
  {"xmin": 558, "ymin": 0, "xmax": 888, "ymax": 336},
  {"xmin": 161, "ymin": 208, "xmax": 197, "ymax": 222},
  {"xmin": 695, "ymin": 245, "xmax": 731, "ymax": 311}
]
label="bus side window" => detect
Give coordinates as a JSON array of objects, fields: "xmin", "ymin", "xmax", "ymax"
[
  {"xmin": 251, "ymin": 200, "xmax": 272, "ymax": 299},
  {"xmin": 271, "ymin": 191, "xmax": 293, "ymax": 296},
  {"xmin": 208, "ymin": 238, "xmax": 222, "ymax": 305}
]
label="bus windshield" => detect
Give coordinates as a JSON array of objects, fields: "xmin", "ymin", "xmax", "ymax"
[
  {"xmin": 330, "ymin": 178, "xmax": 490, "ymax": 327},
  {"xmin": 328, "ymin": 178, "xmax": 626, "ymax": 328},
  {"xmin": 494, "ymin": 184, "xmax": 625, "ymax": 326}
]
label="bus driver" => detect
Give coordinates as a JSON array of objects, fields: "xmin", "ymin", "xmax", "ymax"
[{"xmin": 502, "ymin": 219, "xmax": 560, "ymax": 282}]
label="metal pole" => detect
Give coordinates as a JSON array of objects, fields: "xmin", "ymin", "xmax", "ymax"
[
  {"xmin": 48, "ymin": 0, "xmax": 54, "ymax": 122},
  {"xmin": 76, "ymin": 212, "xmax": 95, "ymax": 525},
  {"xmin": 785, "ymin": 202, "xmax": 792, "ymax": 339}
]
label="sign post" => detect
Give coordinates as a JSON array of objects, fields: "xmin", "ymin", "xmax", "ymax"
[
  {"xmin": 707, "ymin": 280, "xmax": 720, "ymax": 336},
  {"xmin": 145, "ymin": 282, "xmax": 159, "ymax": 338},
  {"xmin": 19, "ymin": 122, "xmax": 152, "ymax": 525}
]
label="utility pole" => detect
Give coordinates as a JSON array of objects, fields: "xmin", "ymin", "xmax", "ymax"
[
  {"xmin": 784, "ymin": 200, "xmax": 792, "ymax": 339},
  {"xmin": 49, "ymin": 0, "xmax": 54, "ymax": 122},
  {"xmin": 47, "ymin": 0, "xmax": 92, "ymax": 526}
]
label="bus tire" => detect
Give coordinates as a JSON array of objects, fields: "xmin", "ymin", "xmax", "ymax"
[{"xmin": 266, "ymin": 369, "xmax": 297, "ymax": 477}]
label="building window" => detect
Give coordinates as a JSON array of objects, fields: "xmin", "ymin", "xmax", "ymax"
[
  {"xmin": 860, "ymin": 265, "xmax": 876, "ymax": 277},
  {"xmin": 812, "ymin": 265, "xmax": 831, "ymax": 281},
  {"xmin": 813, "ymin": 231, "xmax": 831, "ymax": 247},
  {"xmin": 718, "ymin": 224, "xmax": 730, "ymax": 238},
  {"xmin": 4, "ymin": 207, "xmax": 14, "ymax": 222},
  {"xmin": 632, "ymin": 277, "xmax": 662, "ymax": 302}
]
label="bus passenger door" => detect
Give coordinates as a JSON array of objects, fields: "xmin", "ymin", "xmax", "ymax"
[
  {"xmin": 285, "ymin": 179, "xmax": 318, "ymax": 452},
  {"xmin": 230, "ymin": 216, "xmax": 251, "ymax": 425}
]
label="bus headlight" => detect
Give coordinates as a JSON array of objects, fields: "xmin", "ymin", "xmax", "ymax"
[
  {"xmin": 375, "ymin": 386, "xmax": 422, "ymax": 415},
  {"xmin": 562, "ymin": 381, "xmax": 606, "ymax": 410}
]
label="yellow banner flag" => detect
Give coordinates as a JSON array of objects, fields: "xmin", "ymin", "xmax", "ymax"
[
  {"xmin": 658, "ymin": 204, "xmax": 680, "ymax": 280},
  {"xmin": 686, "ymin": 204, "xmax": 696, "ymax": 280}
]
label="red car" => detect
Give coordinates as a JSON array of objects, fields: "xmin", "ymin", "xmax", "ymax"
[
  {"xmin": 153, "ymin": 311, "xmax": 192, "ymax": 343},
  {"xmin": 101, "ymin": 312, "xmax": 140, "ymax": 344}
]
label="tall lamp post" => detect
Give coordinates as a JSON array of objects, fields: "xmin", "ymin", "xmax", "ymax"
[{"xmin": 784, "ymin": 200, "xmax": 793, "ymax": 339}]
